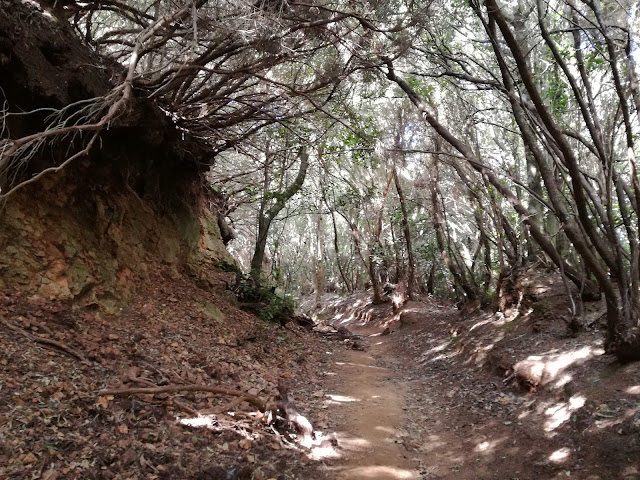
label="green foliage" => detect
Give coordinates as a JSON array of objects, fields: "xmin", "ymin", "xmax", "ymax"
[
  {"xmin": 545, "ymin": 71, "xmax": 569, "ymax": 115},
  {"xmin": 234, "ymin": 275, "xmax": 296, "ymax": 324},
  {"xmin": 584, "ymin": 50, "xmax": 605, "ymax": 72},
  {"xmin": 406, "ymin": 76, "xmax": 434, "ymax": 101}
]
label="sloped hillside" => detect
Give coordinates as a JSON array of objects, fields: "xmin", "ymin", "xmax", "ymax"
[
  {"xmin": 0, "ymin": 2, "xmax": 230, "ymax": 309},
  {"xmin": 0, "ymin": 5, "xmax": 336, "ymax": 479}
]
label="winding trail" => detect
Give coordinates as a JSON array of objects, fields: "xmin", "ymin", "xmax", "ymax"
[
  {"xmin": 313, "ymin": 298, "xmax": 505, "ymax": 480},
  {"xmin": 330, "ymin": 347, "xmax": 419, "ymax": 479},
  {"xmin": 307, "ymin": 295, "xmax": 640, "ymax": 480}
]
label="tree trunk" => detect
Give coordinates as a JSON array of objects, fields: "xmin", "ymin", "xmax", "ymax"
[
  {"xmin": 329, "ymin": 210, "xmax": 352, "ymax": 293},
  {"xmin": 430, "ymin": 157, "xmax": 477, "ymax": 301},
  {"xmin": 393, "ymin": 167, "xmax": 417, "ymax": 301},
  {"xmin": 250, "ymin": 149, "xmax": 309, "ymax": 283},
  {"xmin": 426, "ymin": 263, "xmax": 435, "ymax": 295},
  {"xmin": 383, "ymin": 58, "xmax": 602, "ymax": 301},
  {"xmin": 314, "ymin": 214, "xmax": 325, "ymax": 310}
]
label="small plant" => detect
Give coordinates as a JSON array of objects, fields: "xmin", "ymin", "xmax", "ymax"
[{"xmin": 231, "ymin": 274, "xmax": 296, "ymax": 325}]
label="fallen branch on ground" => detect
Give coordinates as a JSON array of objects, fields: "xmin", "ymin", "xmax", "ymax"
[
  {"xmin": 98, "ymin": 384, "xmax": 268, "ymax": 411},
  {"xmin": 0, "ymin": 317, "xmax": 89, "ymax": 363},
  {"xmin": 199, "ymin": 395, "xmax": 247, "ymax": 415}
]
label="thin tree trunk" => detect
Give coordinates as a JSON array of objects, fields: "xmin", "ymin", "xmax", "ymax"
[
  {"xmin": 314, "ymin": 214, "xmax": 325, "ymax": 310},
  {"xmin": 329, "ymin": 210, "xmax": 352, "ymax": 293},
  {"xmin": 393, "ymin": 166, "xmax": 417, "ymax": 300},
  {"xmin": 251, "ymin": 149, "xmax": 309, "ymax": 283},
  {"xmin": 383, "ymin": 57, "xmax": 601, "ymax": 301},
  {"xmin": 430, "ymin": 156, "xmax": 477, "ymax": 301}
]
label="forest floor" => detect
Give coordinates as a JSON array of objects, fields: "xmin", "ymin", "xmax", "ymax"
[
  {"xmin": 313, "ymin": 278, "xmax": 640, "ymax": 480},
  {"xmin": 2, "ymin": 267, "xmax": 640, "ymax": 479}
]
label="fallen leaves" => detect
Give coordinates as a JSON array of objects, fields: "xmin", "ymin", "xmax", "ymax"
[
  {"xmin": 22, "ymin": 452, "xmax": 37, "ymax": 464},
  {"xmin": 238, "ymin": 438, "xmax": 253, "ymax": 450},
  {"xmin": 0, "ymin": 273, "xmax": 330, "ymax": 479}
]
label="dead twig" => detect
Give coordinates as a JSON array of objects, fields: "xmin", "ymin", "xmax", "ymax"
[
  {"xmin": 0, "ymin": 317, "xmax": 89, "ymax": 364},
  {"xmin": 172, "ymin": 399, "xmax": 198, "ymax": 415},
  {"xmin": 199, "ymin": 395, "xmax": 247, "ymax": 415},
  {"xmin": 98, "ymin": 384, "xmax": 267, "ymax": 411}
]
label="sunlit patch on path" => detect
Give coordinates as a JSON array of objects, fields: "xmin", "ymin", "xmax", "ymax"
[{"xmin": 321, "ymin": 348, "xmax": 420, "ymax": 480}]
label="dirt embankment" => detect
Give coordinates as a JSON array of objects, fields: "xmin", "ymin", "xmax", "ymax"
[
  {"xmin": 0, "ymin": 7, "xmax": 343, "ymax": 480},
  {"xmin": 0, "ymin": 2, "xmax": 231, "ymax": 310}
]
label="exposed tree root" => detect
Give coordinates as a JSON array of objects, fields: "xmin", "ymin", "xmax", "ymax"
[
  {"xmin": 0, "ymin": 317, "xmax": 89, "ymax": 364},
  {"xmin": 200, "ymin": 395, "xmax": 247, "ymax": 415},
  {"xmin": 275, "ymin": 381, "xmax": 314, "ymax": 447},
  {"xmin": 100, "ymin": 379, "xmax": 318, "ymax": 448}
]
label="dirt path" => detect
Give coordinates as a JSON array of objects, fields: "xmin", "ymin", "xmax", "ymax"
[
  {"xmin": 316, "ymin": 302, "xmax": 525, "ymax": 480},
  {"xmin": 311, "ymin": 295, "xmax": 640, "ymax": 480},
  {"xmin": 328, "ymin": 347, "xmax": 420, "ymax": 479}
]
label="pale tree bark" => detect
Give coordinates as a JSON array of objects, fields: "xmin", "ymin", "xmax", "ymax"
[
  {"xmin": 314, "ymin": 214, "xmax": 325, "ymax": 310},
  {"xmin": 335, "ymin": 210, "xmax": 385, "ymax": 303},
  {"xmin": 483, "ymin": 0, "xmax": 640, "ymax": 358},
  {"xmin": 382, "ymin": 56, "xmax": 601, "ymax": 301},
  {"xmin": 392, "ymin": 109, "xmax": 417, "ymax": 300},
  {"xmin": 329, "ymin": 210, "xmax": 353, "ymax": 293},
  {"xmin": 429, "ymin": 151, "xmax": 478, "ymax": 301}
]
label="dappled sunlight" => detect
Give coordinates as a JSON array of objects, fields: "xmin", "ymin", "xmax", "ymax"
[
  {"xmin": 426, "ymin": 342, "xmax": 448, "ymax": 354},
  {"xmin": 326, "ymin": 298, "xmax": 371, "ymax": 327},
  {"xmin": 544, "ymin": 395, "xmax": 586, "ymax": 431},
  {"xmin": 621, "ymin": 466, "xmax": 640, "ymax": 479},
  {"xmin": 308, "ymin": 443, "xmax": 341, "ymax": 461},
  {"xmin": 312, "ymin": 295, "xmax": 640, "ymax": 479},
  {"xmin": 417, "ymin": 337, "xmax": 468, "ymax": 364},
  {"xmin": 469, "ymin": 317, "xmax": 492, "ymax": 331},
  {"xmin": 178, "ymin": 415, "xmax": 218, "ymax": 429},
  {"xmin": 334, "ymin": 361, "xmax": 387, "ymax": 370},
  {"xmin": 307, "ymin": 431, "xmax": 343, "ymax": 461},
  {"xmin": 420, "ymin": 433, "xmax": 446, "ymax": 451},
  {"xmin": 549, "ymin": 447, "xmax": 571, "ymax": 463},
  {"xmin": 466, "ymin": 342, "xmax": 496, "ymax": 366},
  {"xmin": 474, "ymin": 437, "xmax": 506, "ymax": 455},
  {"xmin": 374, "ymin": 425, "xmax": 397, "ymax": 434},
  {"xmin": 339, "ymin": 465, "xmax": 418, "ymax": 479},
  {"xmin": 177, "ymin": 413, "xmax": 256, "ymax": 441},
  {"xmin": 391, "ymin": 293, "xmax": 404, "ymax": 310},
  {"xmin": 514, "ymin": 345, "xmax": 604, "ymax": 389},
  {"xmin": 334, "ymin": 432, "xmax": 372, "ymax": 450},
  {"xmin": 326, "ymin": 394, "xmax": 360, "ymax": 403},
  {"xmin": 552, "ymin": 374, "xmax": 573, "ymax": 388}
]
